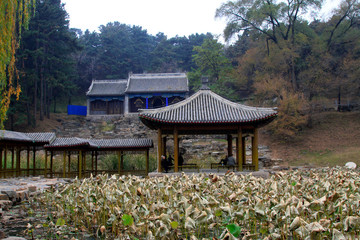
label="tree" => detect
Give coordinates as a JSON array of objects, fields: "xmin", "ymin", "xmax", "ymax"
[{"xmin": 0, "ymin": 0, "xmax": 35, "ymax": 129}]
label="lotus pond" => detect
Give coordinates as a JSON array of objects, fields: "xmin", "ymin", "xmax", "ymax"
[{"xmin": 28, "ymin": 167, "xmax": 360, "ymax": 239}]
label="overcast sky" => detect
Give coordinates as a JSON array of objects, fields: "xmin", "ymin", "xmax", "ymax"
[{"xmin": 61, "ymin": 0, "xmax": 341, "ymax": 40}]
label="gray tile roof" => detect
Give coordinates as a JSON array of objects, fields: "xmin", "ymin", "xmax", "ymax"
[
  {"xmin": 87, "ymin": 79, "xmax": 128, "ymax": 96},
  {"xmin": 45, "ymin": 138, "xmax": 153, "ymax": 149},
  {"xmin": 0, "ymin": 130, "xmax": 32, "ymax": 142},
  {"xmin": 24, "ymin": 132, "xmax": 56, "ymax": 143},
  {"xmin": 139, "ymin": 89, "xmax": 277, "ymax": 124},
  {"xmin": 126, "ymin": 73, "xmax": 189, "ymax": 93}
]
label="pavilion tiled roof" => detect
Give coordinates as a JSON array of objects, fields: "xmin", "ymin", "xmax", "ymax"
[
  {"xmin": 45, "ymin": 138, "xmax": 153, "ymax": 149},
  {"xmin": 139, "ymin": 89, "xmax": 277, "ymax": 124},
  {"xmin": 126, "ymin": 73, "xmax": 189, "ymax": 93},
  {"xmin": 24, "ymin": 132, "xmax": 56, "ymax": 143},
  {"xmin": 0, "ymin": 130, "xmax": 56, "ymax": 144},
  {"xmin": 0, "ymin": 130, "xmax": 32, "ymax": 142},
  {"xmin": 87, "ymin": 79, "xmax": 128, "ymax": 96}
]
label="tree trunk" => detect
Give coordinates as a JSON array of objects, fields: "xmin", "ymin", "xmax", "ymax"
[
  {"xmin": 53, "ymin": 95, "xmax": 56, "ymax": 113},
  {"xmin": 26, "ymin": 102, "xmax": 31, "ymax": 126},
  {"xmin": 40, "ymin": 67, "xmax": 44, "ymax": 121}
]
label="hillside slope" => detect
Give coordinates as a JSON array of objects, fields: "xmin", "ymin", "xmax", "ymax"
[{"xmin": 260, "ymin": 111, "xmax": 360, "ymax": 167}]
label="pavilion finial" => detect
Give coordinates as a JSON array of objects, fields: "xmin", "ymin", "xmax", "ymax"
[{"xmin": 200, "ymin": 76, "xmax": 210, "ymax": 90}]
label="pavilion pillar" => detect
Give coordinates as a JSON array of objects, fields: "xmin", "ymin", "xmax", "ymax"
[
  {"xmin": 78, "ymin": 151, "xmax": 82, "ymax": 179},
  {"xmin": 91, "ymin": 151, "xmax": 94, "ymax": 175},
  {"xmin": 68, "ymin": 152, "xmax": 71, "ymax": 178},
  {"xmin": 95, "ymin": 151, "xmax": 98, "ymax": 176},
  {"xmin": 50, "ymin": 151, "xmax": 54, "ymax": 178},
  {"xmin": 157, "ymin": 128, "xmax": 162, "ymax": 172},
  {"xmin": 242, "ymin": 137, "xmax": 246, "ymax": 165},
  {"xmin": 252, "ymin": 128, "xmax": 259, "ymax": 171},
  {"xmin": 174, "ymin": 127, "xmax": 179, "ymax": 172},
  {"xmin": 44, "ymin": 150, "xmax": 48, "ymax": 177},
  {"xmin": 117, "ymin": 151, "xmax": 121, "ymax": 174},
  {"xmin": 162, "ymin": 136, "xmax": 167, "ymax": 157},
  {"xmin": 227, "ymin": 134, "xmax": 233, "ymax": 157},
  {"xmin": 120, "ymin": 151, "xmax": 124, "ymax": 172},
  {"xmin": 27, "ymin": 147, "xmax": 30, "ymax": 176},
  {"xmin": 11, "ymin": 148, "xmax": 14, "ymax": 177},
  {"xmin": 0, "ymin": 148, "xmax": 2, "ymax": 178},
  {"xmin": 237, "ymin": 128, "xmax": 243, "ymax": 171},
  {"xmin": 16, "ymin": 148, "xmax": 21, "ymax": 177},
  {"xmin": 3, "ymin": 147, "xmax": 7, "ymax": 178},
  {"xmin": 63, "ymin": 151, "xmax": 66, "ymax": 178},
  {"xmin": 83, "ymin": 151, "xmax": 86, "ymax": 177},
  {"xmin": 145, "ymin": 149, "xmax": 149, "ymax": 175},
  {"xmin": 32, "ymin": 146, "xmax": 36, "ymax": 176}
]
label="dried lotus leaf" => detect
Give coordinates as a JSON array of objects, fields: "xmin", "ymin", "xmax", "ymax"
[
  {"xmin": 289, "ymin": 217, "xmax": 307, "ymax": 231},
  {"xmin": 332, "ymin": 229, "xmax": 346, "ymax": 240},
  {"xmin": 185, "ymin": 216, "xmax": 196, "ymax": 230}
]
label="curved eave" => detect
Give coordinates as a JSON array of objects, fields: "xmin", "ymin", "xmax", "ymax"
[
  {"xmin": 44, "ymin": 143, "xmax": 90, "ymax": 149},
  {"xmin": 139, "ymin": 113, "xmax": 278, "ymax": 130}
]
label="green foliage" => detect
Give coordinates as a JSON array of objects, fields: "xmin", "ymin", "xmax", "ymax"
[
  {"xmin": 122, "ymin": 214, "xmax": 134, "ymax": 226},
  {"xmin": 226, "ymin": 223, "xmax": 241, "ymax": 237}
]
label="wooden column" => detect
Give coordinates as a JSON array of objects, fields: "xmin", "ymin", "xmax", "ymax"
[
  {"xmin": 78, "ymin": 151, "xmax": 82, "ymax": 179},
  {"xmin": 15, "ymin": 148, "xmax": 20, "ymax": 177},
  {"xmin": 145, "ymin": 149, "xmax": 149, "ymax": 175},
  {"xmin": 227, "ymin": 134, "xmax": 233, "ymax": 156},
  {"xmin": 44, "ymin": 150, "xmax": 48, "ymax": 177},
  {"xmin": 242, "ymin": 137, "xmax": 246, "ymax": 165},
  {"xmin": 68, "ymin": 152, "xmax": 71, "ymax": 177},
  {"xmin": 83, "ymin": 151, "xmax": 86, "ymax": 177},
  {"xmin": 11, "ymin": 148, "xmax": 14, "ymax": 177},
  {"xmin": 0, "ymin": 148, "xmax": 3, "ymax": 178},
  {"xmin": 91, "ymin": 151, "xmax": 94, "ymax": 175},
  {"xmin": 252, "ymin": 128, "xmax": 259, "ymax": 171},
  {"xmin": 4, "ymin": 147, "xmax": 7, "ymax": 177},
  {"xmin": 237, "ymin": 128, "xmax": 243, "ymax": 171},
  {"xmin": 32, "ymin": 146, "xmax": 36, "ymax": 176},
  {"xmin": 27, "ymin": 147, "xmax": 30, "ymax": 176},
  {"xmin": 157, "ymin": 128, "xmax": 162, "ymax": 172},
  {"xmin": 117, "ymin": 151, "xmax": 121, "ymax": 174},
  {"xmin": 120, "ymin": 151, "xmax": 124, "ymax": 172},
  {"xmin": 95, "ymin": 151, "xmax": 98, "ymax": 176},
  {"xmin": 50, "ymin": 151, "xmax": 54, "ymax": 178},
  {"xmin": 162, "ymin": 136, "xmax": 167, "ymax": 157},
  {"xmin": 63, "ymin": 151, "xmax": 66, "ymax": 178},
  {"xmin": 174, "ymin": 127, "xmax": 179, "ymax": 172}
]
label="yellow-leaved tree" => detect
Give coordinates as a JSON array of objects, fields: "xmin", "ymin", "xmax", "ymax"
[{"xmin": 0, "ymin": 0, "xmax": 35, "ymax": 129}]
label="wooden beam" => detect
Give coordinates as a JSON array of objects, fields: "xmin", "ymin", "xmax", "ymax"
[
  {"xmin": 227, "ymin": 134, "xmax": 233, "ymax": 157},
  {"xmin": 252, "ymin": 128, "xmax": 259, "ymax": 171},
  {"xmin": 145, "ymin": 149, "xmax": 149, "ymax": 175},
  {"xmin": 237, "ymin": 128, "xmax": 243, "ymax": 171},
  {"xmin": 157, "ymin": 128, "xmax": 162, "ymax": 172},
  {"xmin": 174, "ymin": 127, "xmax": 179, "ymax": 172},
  {"xmin": 63, "ymin": 151, "xmax": 66, "ymax": 178}
]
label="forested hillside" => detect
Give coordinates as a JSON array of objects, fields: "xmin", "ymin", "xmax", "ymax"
[{"xmin": 4, "ymin": 0, "xmax": 360, "ymax": 140}]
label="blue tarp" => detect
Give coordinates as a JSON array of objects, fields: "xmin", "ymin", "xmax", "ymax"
[{"xmin": 68, "ymin": 105, "xmax": 87, "ymax": 116}]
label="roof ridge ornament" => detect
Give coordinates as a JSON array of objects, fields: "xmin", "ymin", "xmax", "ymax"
[{"xmin": 200, "ymin": 76, "xmax": 210, "ymax": 90}]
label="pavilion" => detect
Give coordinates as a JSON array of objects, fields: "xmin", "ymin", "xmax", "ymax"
[{"xmin": 139, "ymin": 81, "xmax": 277, "ymax": 172}]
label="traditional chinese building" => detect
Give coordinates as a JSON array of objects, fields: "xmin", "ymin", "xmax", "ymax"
[
  {"xmin": 139, "ymin": 80, "xmax": 277, "ymax": 172},
  {"xmin": 86, "ymin": 73, "xmax": 189, "ymax": 115}
]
